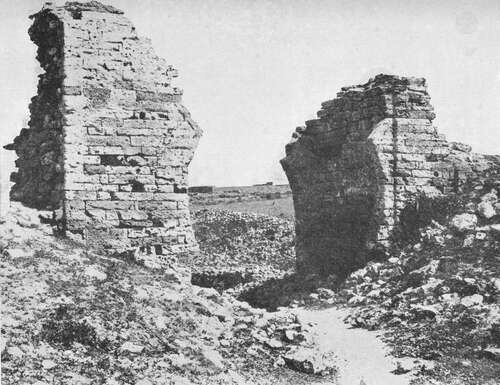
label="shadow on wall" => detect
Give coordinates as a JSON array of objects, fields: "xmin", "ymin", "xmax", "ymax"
[{"xmin": 282, "ymin": 126, "xmax": 388, "ymax": 280}]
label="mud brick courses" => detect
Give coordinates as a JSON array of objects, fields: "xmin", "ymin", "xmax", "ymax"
[
  {"xmin": 281, "ymin": 74, "xmax": 498, "ymax": 278},
  {"xmin": 6, "ymin": 1, "xmax": 202, "ymax": 256}
]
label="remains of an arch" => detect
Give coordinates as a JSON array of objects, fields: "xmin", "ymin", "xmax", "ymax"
[
  {"xmin": 5, "ymin": 1, "xmax": 202, "ymax": 256},
  {"xmin": 281, "ymin": 74, "xmax": 496, "ymax": 278}
]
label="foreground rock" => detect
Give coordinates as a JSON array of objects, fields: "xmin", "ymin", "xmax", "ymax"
[
  {"xmin": 0, "ymin": 203, "xmax": 329, "ymax": 385},
  {"xmin": 283, "ymin": 348, "xmax": 336, "ymax": 375},
  {"xmin": 306, "ymin": 176, "xmax": 500, "ymax": 384}
]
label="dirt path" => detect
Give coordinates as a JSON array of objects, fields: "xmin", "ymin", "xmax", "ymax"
[{"xmin": 295, "ymin": 307, "xmax": 412, "ymax": 385}]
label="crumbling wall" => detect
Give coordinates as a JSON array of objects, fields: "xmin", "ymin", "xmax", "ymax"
[
  {"xmin": 5, "ymin": 10, "xmax": 65, "ymax": 209},
  {"xmin": 281, "ymin": 75, "xmax": 482, "ymax": 277},
  {"xmin": 6, "ymin": 1, "xmax": 202, "ymax": 256}
]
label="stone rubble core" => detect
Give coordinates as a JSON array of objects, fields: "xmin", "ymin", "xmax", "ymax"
[
  {"xmin": 5, "ymin": 1, "xmax": 202, "ymax": 256},
  {"xmin": 281, "ymin": 74, "xmax": 499, "ymax": 278}
]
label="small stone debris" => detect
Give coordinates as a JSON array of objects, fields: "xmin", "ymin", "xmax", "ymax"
[
  {"xmin": 41, "ymin": 359, "xmax": 57, "ymax": 370},
  {"xmin": 450, "ymin": 213, "xmax": 478, "ymax": 232},
  {"xmin": 83, "ymin": 265, "xmax": 107, "ymax": 281},
  {"xmin": 6, "ymin": 248, "xmax": 31, "ymax": 259},
  {"xmin": 282, "ymin": 348, "xmax": 336, "ymax": 375},
  {"xmin": 119, "ymin": 342, "xmax": 144, "ymax": 354}
]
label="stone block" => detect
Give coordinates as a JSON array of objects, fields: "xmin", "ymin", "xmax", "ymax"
[
  {"xmin": 108, "ymin": 174, "xmax": 156, "ymax": 184},
  {"xmin": 88, "ymin": 146, "xmax": 123, "ymax": 155},
  {"xmin": 86, "ymin": 200, "xmax": 135, "ymax": 210},
  {"xmin": 87, "ymin": 135, "xmax": 130, "ymax": 146},
  {"xmin": 130, "ymin": 136, "xmax": 164, "ymax": 147}
]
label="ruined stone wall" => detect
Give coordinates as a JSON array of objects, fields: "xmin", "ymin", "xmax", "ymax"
[
  {"xmin": 281, "ymin": 75, "xmax": 480, "ymax": 277},
  {"xmin": 6, "ymin": 1, "xmax": 202, "ymax": 256},
  {"xmin": 6, "ymin": 9, "xmax": 65, "ymax": 209}
]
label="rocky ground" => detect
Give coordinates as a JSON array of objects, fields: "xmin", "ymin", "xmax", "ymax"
[
  {"xmin": 187, "ymin": 174, "xmax": 500, "ymax": 384},
  {"xmin": 305, "ymin": 178, "xmax": 500, "ymax": 384},
  {"xmin": 189, "ymin": 210, "xmax": 295, "ymax": 293},
  {"xmin": 0, "ymin": 203, "xmax": 338, "ymax": 385},
  {"xmin": 2, "ymin": 173, "xmax": 500, "ymax": 384}
]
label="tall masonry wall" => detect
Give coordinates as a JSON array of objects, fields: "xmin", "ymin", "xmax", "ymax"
[
  {"xmin": 281, "ymin": 74, "xmax": 494, "ymax": 278},
  {"xmin": 5, "ymin": 1, "xmax": 202, "ymax": 256}
]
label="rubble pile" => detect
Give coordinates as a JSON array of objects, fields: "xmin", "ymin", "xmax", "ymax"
[
  {"xmin": 324, "ymin": 175, "xmax": 500, "ymax": 374},
  {"xmin": 190, "ymin": 210, "xmax": 295, "ymax": 292},
  {"xmin": 225, "ymin": 305, "xmax": 337, "ymax": 377},
  {"xmin": 0, "ymin": 203, "xmax": 333, "ymax": 385}
]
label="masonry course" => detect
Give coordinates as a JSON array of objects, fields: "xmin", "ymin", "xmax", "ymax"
[{"xmin": 6, "ymin": 1, "xmax": 202, "ymax": 256}]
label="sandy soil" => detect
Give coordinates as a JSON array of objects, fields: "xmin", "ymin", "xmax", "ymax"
[{"xmin": 296, "ymin": 307, "xmax": 411, "ymax": 385}]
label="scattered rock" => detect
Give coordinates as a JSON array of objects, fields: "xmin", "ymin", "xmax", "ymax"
[
  {"xmin": 6, "ymin": 248, "xmax": 31, "ymax": 259},
  {"xmin": 201, "ymin": 347, "xmax": 225, "ymax": 370},
  {"xmin": 411, "ymin": 304, "xmax": 440, "ymax": 319},
  {"xmin": 492, "ymin": 278, "xmax": 500, "ymax": 292},
  {"xmin": 348, "ymin": 295, "xmax": 365, "ymax": 306},
  {"xmin": 120, "ymin": 342, "xmax": 144, "ymax": 354},
  {"xmin": 482, "ymin": 347, "xmax": 500, "ymax": 362},
  {"xmin": 490, "ymin": 224, "xmax": 500, "ymax": 235},
  {"xmin": 450, "ymin": 213, "xmax": 478, "ymax": 232},
  {"xmin": 41, "ymin": 359, "xmax": 57, "ymax": 370},
  {"xmin": 169, "ymin": 353, "xmax": 192, "ymax": 368},
  {"xmin": 460, "ymin": 294, "xmax": 483, "ymax": 307},
  {"xmin": 316, "ymin": 288, "xmax": 335, "ymax": 299},
  {"xmin": 284, "ymin": 329, "xmax": 297, "ymax": 342},
  {"xmin": 478, "ymin": 201, "xmax": 496, "ymax": 219},
  {"xmin": 6, "ymin": 346, "xmax": 24, "ymax": 358},
  {"xmin": 265, "ymin": 339, "xmax": 283, "ymax": 349},
  {"xmin": 440, "ymin": 293, "xmax": 460, "ymax": 305},
  {"xmin": 282, "ymin": 348, "xmax": 336, "ymax": 375},
  {"xmin": 84, "ymin": 265, "xmax": 107, "ymax": 281},
  {"xmin": 478, "ymin": 190, "xmax": 498, "ymax": 219},
  {"xmin": 392, "ymin": 360, "xmax": 412, "ymax": 375}
]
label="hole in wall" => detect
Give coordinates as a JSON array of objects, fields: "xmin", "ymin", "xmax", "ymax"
[
  {"xmin": 139, "ymin": 111, "xmax": 146, "ymax": 119},
  {"xmin": 131, "ymin": 181, "xmax": 145, "ymax": 192},
  {"xmin": 71, "ymin": 10, "xmax": 82, "ymax": 19},
  {"xmin": 100, "ymin": 155, "xmax": 124, "ymax": 166},
  {"xmin": 174, "ymin": 184, "xmax": 187, "ymax": 193}
]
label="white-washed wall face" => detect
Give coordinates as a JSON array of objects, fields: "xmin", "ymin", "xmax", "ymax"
[
  {"xmin": 281, "ymin": 75, "xmax": 479, "ymax": 278},
  {"xmin": 7, "ymin": 2, "xmax": 202, "ymax": 257}
]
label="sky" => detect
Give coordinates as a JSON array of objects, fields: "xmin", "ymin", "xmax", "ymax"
[{"xmin": 1, "ymin": 0, "xmax": 500, "ymax": 190}]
